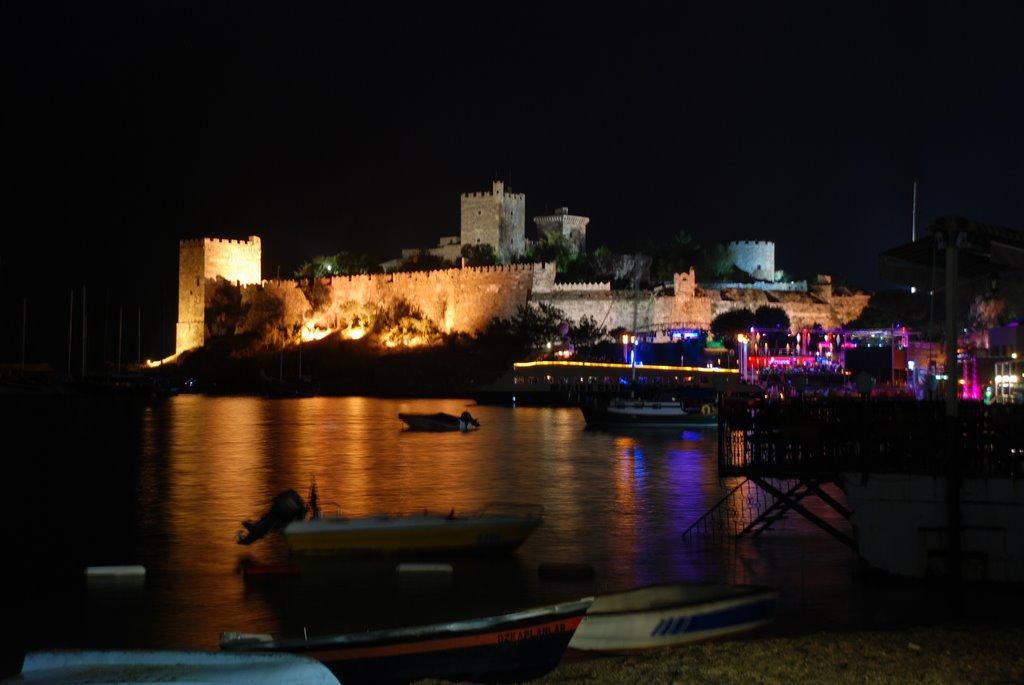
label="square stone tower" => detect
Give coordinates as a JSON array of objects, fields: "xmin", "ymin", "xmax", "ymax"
[
  {"xmin": 460, "ymin": 180, "xmax": 525, "ymax": 262},
  {"xmin": 176, "ymin": 235, "xmax": 262, "ymax": 354}
]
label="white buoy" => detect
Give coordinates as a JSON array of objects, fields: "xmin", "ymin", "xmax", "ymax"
[
  {"xmin": 396, "ymin": 563, "xmax": 453, "ymax": 575},
  {"xmin": 85, "ymin": 565, "xmax": 146, "ymax": 578}
]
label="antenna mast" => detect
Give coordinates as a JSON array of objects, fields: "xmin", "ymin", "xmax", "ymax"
[{"xmin": 911, "ymin": 181, "xmax": 918, "ymax": 242}]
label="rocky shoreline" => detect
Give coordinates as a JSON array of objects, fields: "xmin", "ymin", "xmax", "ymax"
[{"xmin": 531, "ymin": 624, "xmax": 1024, "ymax": 684}]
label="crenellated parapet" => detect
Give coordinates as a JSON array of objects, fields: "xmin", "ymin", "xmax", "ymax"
[{"xmin": 544, "ymin": 281, "xmax": 610, "ymax": 293}]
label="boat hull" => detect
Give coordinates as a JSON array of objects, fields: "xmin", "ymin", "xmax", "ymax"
[
  {"xmin": 569, "ymin": 584, "xmax": 777, "ymax": 651},
  {"xmin": 19, "ymin": 650, "xmax": 339, "ymax": 683},
  {"xmin": 283, "ymin": 515, "xmax": 542, "ymax": 556},
  {"xmin": 222, "ymin": 599, "xmax": 592, "ymax": 684},
  {"xmin": 398, "ymin": 413, "xmax": 475, "ymax": 432},
  {"xmin": 581, "ymin": 405, "xmax": 717, "ymax": 428}
]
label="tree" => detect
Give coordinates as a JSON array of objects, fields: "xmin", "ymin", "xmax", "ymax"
[
  {"xmin": 846, "ymin": 289, "xmax": 931, "ymax": 332},
  {"xmin": 528, "ymin": 231, "xmax": 577, "ymax": 271},
  {"xmin": 569, "ymin": 315, "xmax": 606, "ymax": 349},
  {"xmin": 295, "ymin": 251, "xmax": 376, "ymax": 278},
  {"xmin": 967, "ymin": 296, "xmax": 1006, "ymax": 331},
  {"xmin": 335, "ymin": 251, "xmax": 377, "ymax": 275},
  {"xmin": 205, "ymin": 278, "xmax": 243, "ymax": 338},
  {"xmin": 507, "ymin": 302, "xmax": 567, "ymax": 349},
  {"xmin": 397, "ymin": 251, "xmax": 453, "ymax": 272},
  {"xmin": 753, "ymin": 305, "xmax": 790, "ymax": 331},
  {"xmin": 700, "ymin": 243, "xmax": 735, "ymax": 280},
  {"xmin": 710, "ymin": 308, "xmax": 755, "ymax": 338},
  {"xmin": 461, "ymin": 243, "xmax": 497, "ymax": 266},
  {"xmin": 650, "ymin": 230, "xmax": 734, "ymax": 283}
]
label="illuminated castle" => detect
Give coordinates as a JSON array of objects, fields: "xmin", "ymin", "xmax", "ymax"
[
  {"xmin": 175, "ymin": 235, "xmax": 869, "ymax": 354},
  {"xmin": 382, "ymin": 180, "xmax": 528, "ymax": 269},
  {"xmin": 176, "ymin": 236, "xmax": 262, "ymax": 354}
]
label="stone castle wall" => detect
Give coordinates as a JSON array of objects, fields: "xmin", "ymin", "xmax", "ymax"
[
  {"xmin": 236, "ymin": 263, "xmax": 550, "ymax": 341},
  {"xmin": 531, "ymin": 268, "xmax": 866, "ymax": 336},
  {"xmin": 316, "ymin": 263, "xmax": 543, "ymax": 333},
  {"xmin": 176, "ymin": 236, "xmax": 262, "ymax": 353},
  {"xmin": 177, "ymin": 235, "xmax": 870, "ymax": 353},
  {"xmin": 727, "ymin": 240, "xmax": 775, "ymax": 281}
]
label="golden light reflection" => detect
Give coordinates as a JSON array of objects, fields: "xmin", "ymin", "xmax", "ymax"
[
  {"xmin": 611, "ymin": 435, "xmax": 640, "ymax": 564},
  {"xmin": 133, "ymin": 397, "xmax": 777, "ymax": 649},
  {"xmin": 156, "ymin": 396, "xmax": 277, "ymax": 648}
]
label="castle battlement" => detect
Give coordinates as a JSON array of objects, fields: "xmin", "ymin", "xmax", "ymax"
[
  {"xmin": 180, "ymin": 236, "xmax": 261, "ymax": 248},
  {"xmin": 290, "ymin": 262, "xmax": 549, "ymax": 285},
  {"xmin": 546, "ymin": 281, "xmax": 610, "ymax": 292},
  {"xmin": 459, "ymin": 191, "xmax": 526, "ymax": 200},
  {"xmin": 728, "ymin": 240, "xmax": 773, "ymax": 247}
]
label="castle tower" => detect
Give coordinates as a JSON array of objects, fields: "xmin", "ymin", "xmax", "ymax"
[
  {"xmin": 726, "ymin": 240, "xmax": 775, "ymax": 282},
  {"xmin": 176, "ymin": 235, "xmax": 262, "ymax": 354},
  {"xmin": 460, "ymin": 180, "xmax": 526, "ymax": 262},
  {"xmin": 533, "ymin": 207, "xmax": 589, "ymax": 256}
]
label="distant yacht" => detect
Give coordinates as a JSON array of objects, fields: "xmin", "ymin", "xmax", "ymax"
[{"xmin": 581, "ymin": 393, "xmax": 717, "ymax": 428}]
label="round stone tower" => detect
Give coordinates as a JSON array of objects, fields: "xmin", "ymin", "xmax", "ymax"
[
  {"xmin": 533, "ymin": 207, "xmax": 589, "ymax": 256},
  {"xmin": 726, "ymin": 240, "xmax": 775, "ymax": 282}
]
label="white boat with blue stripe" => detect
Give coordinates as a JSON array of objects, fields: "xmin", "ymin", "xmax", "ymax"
[{"xmin": 568, "ymin": 583, "xmax": 778, "ymax": 651}]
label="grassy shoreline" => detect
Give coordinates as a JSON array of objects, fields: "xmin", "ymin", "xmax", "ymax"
[{"xmin": 532, "ymin": 625, "xmax": 1024, "ymax": 684}]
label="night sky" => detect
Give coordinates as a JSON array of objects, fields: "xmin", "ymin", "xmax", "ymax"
[{"xmin": 3, "ymin": 1, "xmax": 1023, "ymax": 363}]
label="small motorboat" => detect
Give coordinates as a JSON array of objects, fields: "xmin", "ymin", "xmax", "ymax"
[
  {"xmin": 568, "ymin": 583, "xmax": 777, "ymax": 651},
  {"xmin": 14, "ymin": 650, "xmax": 339, "ymax": 683},
  {"xmin": 221, "ymin": 597, "xmax": 593, "ymax": 684},
  {"xmin": 580, "ymin": 396, "xmax": 716, "ymax": 428},
  {"xmin": 237, "ymin": 487, "xmax": 542, "ymax": 556},
  {"xmin": 398, "ymin": 411, "xmax": 480, "ymax": 432},
  {"xmin": 280, "ymin": 510, "xmax": 541, "ymax": 556}
]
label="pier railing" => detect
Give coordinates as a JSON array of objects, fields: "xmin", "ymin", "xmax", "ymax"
[{"xmin": 717, "ymin": 398, "xmax": 1024, "ymax": 479}]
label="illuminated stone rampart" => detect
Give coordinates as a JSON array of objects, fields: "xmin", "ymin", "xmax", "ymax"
[
  {"xmin": 176, "ymin": 235, "xmax": 261, "ymax": 353},
  {"xmin": 175, "ymin": 236, "xmax": 869, "ymax": 352}
]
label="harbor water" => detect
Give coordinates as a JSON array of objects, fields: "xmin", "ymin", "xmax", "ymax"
[{"xmin": 2, "ymin": 395, "xmax": 1009, "ymax": 673}]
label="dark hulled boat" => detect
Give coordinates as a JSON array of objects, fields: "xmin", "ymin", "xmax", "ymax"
[
  {"xmin": 221, "ymin": 597, "xmax": 593, "ymax": 684},
  {"xmin": 398, "ymin": 411, "xmax": 480, "ymax": 432}
]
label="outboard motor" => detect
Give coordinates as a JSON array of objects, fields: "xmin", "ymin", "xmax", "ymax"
[
  {"xmin": 237, "ymin": 489, "xmax": 306, "ymax": 545},
  {"xmin": 459, "ymin": 411, "xmax": 480, "ymax": 428}
]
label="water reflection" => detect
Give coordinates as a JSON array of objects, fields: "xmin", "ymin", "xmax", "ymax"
[{"xmin": 82, "ymin": 397, "xmax": 868, "ymax": 649}]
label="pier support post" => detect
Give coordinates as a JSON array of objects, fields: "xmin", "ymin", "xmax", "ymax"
[{"xmin": 943, "ymin": 227, "xmax": 963, "ymax": 602}]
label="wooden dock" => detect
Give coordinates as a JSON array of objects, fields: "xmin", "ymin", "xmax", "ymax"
[
  {"xmin": 683, "ymin": 398, "xmax": 1024, "ymax": 548},
  {"xmin": 717, "ymin": 397, "xmax": 1023, "ymax": 479}
]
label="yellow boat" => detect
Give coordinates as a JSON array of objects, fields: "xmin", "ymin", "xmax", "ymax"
[{"xmin": 283, "ymin": 506, "xmax": 543, "ymax": 556}]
